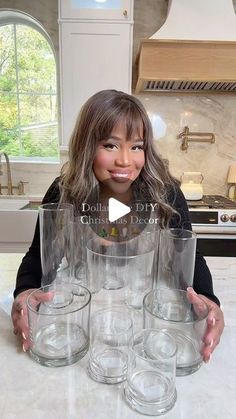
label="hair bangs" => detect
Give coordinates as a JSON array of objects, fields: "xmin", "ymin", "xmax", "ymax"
[{"xmin": 123, "ymin": 105, "xmax": 145, "ymax": 142}]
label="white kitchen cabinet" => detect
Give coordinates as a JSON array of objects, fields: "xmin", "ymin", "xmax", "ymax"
[
  {"xmin": 59, "ymin": 0, "xmax": 133, "ymax": 21},
  {"xmin": 59, "ymin": 20, "xmax": 133, "ymax": 145}
]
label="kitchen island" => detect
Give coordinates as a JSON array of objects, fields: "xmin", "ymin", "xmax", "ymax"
[{"xmin": 0, "ymin": 255, "xmax": 235, "ymax": 419}]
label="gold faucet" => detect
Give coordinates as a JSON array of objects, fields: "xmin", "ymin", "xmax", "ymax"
[
  {"xmin": 0, "ymin": 151, "xmax": 28, "ymax": 195},
  {"xmin": 178, "ymin": 126, "xmax": 215, "ymax": 151},
  {"xmin": 0, "ymin": 151, "xmax": 13, "ymax": 195}
]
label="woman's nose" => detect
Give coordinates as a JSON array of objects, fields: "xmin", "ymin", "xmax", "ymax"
[{"xmin": 115, "ymin": 148, "xmax": 131, "ymax": 166}]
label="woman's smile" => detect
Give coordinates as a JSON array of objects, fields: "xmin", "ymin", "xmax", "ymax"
[{"xmin": 109, "ymin": 170, "xmax": 132, "ymax": 182}]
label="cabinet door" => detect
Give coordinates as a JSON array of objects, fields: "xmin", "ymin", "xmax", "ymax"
[
  {"xmin": 59, "ymin": 0, "xmax": 133, "ymax": 20},
  {"xmin": 59, "ymin": 22, "xmax": 132, "ymax": 145}
]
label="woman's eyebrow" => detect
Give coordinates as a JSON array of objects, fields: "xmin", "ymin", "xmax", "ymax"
[
  {"xmin": 104, "ymin": 136, "xmax": 144, "ymax": 142},
  {"xmin": 106, "ymin": 135, "xmax": 122, "ymax": 141},
  {"xmin": 133, "ymin": 138, "xmax": 144, "ymax": 143}
]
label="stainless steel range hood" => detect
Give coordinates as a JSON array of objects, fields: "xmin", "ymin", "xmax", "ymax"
[{"xmin": 135, "ymin": 0, "xmax": 236, "ymax": 93}]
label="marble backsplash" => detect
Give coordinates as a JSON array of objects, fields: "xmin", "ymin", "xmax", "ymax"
[{"xmin": 137, "ymin": 93, "xmax": 236, "ymax": 196}]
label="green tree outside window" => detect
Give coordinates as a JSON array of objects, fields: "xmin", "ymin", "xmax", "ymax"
[{"xmin": 0, "ymin": 22, "xmax": 59, "ymax": 160}]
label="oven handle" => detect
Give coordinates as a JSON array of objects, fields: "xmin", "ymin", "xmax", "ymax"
[
  {"xmin": 192, "ymin": 226, "xmax": 236, "ymax": 235},
  {"xmin": 195, "ymin": 233, "xmax": 236, "ymax": 239}
]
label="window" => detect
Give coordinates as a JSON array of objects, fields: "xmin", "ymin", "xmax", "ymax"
[{"xmin": 0, "ymin": 10, "xmax": 59, "ymax": 161}]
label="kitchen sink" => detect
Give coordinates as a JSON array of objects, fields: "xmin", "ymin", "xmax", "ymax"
[
  {"xmin": 0, "ymin": 199, "xmax": 30, "ymax": 210},
  {"xmin": 0, "ymin": 198, "xmax": 38, "ymax": 252},
  {"xmin": 20, "ymin": 201, "xmax": 41, "ymax": 210}
]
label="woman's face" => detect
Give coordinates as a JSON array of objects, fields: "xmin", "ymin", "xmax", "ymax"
[{"xmin": 93, "ymin": 120, "xmax": 145, "ymax": 198}]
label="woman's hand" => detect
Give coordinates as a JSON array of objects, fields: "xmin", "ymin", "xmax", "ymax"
[
  {"xmin": 11, "ymin": 289, "xmax": 53, "ymax": 352},
  {"xmin": 187, "ymin": 287, "xmax": 224, "ymax": 362}
]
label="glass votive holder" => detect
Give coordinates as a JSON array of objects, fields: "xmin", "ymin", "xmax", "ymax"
[
  {"xmin": 27, "ymin": 283, "xmax": 91, "ymax": 367},
  {"xmin": 124, "ymin": 329, "xmax": 177, "ymax": 416},
  {"xmin": 88, "ymin": 307, "xmax": 133, "ymax": 384},
  {"xmin": 143, "ymin": 288, "xmax": 209, "ymax": 376}
]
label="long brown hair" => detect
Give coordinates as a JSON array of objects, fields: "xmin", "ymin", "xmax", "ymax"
[{"xmin": 60, "ymin": 89, "xmax": 179, "ymax": 226}]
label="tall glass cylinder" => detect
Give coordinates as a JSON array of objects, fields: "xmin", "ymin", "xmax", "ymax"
[
  {"xmin": 156, "ymin": 228, "xmax": 197, "ymax": 290},
  {"xmin": 39, "ymin": 203, "xmax": 74, "ymax": 287},
  {"xmin": 70, "ymin": 216, "xmax": 96, "ymax": 285}
]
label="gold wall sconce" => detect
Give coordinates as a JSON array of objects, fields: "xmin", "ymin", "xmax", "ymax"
[{"xmin": 178, "ymin": 126, "xmax": 215, "ymax": 151}]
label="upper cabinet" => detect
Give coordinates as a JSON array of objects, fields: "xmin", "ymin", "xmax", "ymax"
[
  {"xmin": 59, "ymin": 0, "xmax": 132, "ymax": 21},
  {"xmin": 59, "ymin": 0, "xmax": 134, "ymax": 146}
]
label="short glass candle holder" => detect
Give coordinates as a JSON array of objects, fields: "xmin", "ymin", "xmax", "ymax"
[
  {"xmin": 124, "ymin": 328, "xmax": 177, "ymax": 416},
  {"xmin": 88, "ymin": 307, "xmax": 133, "ymax": 384},
  {"xmin": 27, "ymin": 283, "xmax": 91, "ymax": 367},
  {"xmin": 143, "ymin": 288, "xmax": 209, "ymax": 376}
]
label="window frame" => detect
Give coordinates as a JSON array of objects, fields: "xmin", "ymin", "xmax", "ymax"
[{"xmin": 0, "ymin": 8, "xmax": 60, "ymax": 163}]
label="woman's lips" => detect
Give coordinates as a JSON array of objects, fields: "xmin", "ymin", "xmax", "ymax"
[{"xmin": 109, "ymin": 171, "xmax": 132, "ymax": 182}]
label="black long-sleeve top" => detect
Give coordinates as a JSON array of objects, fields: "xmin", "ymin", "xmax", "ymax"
[{"xmin": 14, "ymin": 178, "xmax": 220, "ymax": 305}]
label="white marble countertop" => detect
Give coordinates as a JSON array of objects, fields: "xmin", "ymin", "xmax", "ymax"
[{"xmin": 0, "ymin": 256, "xmax": 235, "ymax": 419}]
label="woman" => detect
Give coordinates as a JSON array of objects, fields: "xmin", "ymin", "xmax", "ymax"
[{"xmin": 11, "ymin": 89, "xmax": 224, "ymax": 359}]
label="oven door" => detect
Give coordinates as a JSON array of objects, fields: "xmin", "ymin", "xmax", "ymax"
[
  {"xmin": 193, "ymin": 231, "xmax": 236, "ymax": 257},
  {"xmin": 190, "ymin": 209, "xmax": 236, "ymax": 256}
]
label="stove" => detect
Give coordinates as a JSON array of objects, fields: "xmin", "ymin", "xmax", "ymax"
[
  {"xmin": 187, "ymin": 195, "xmax": 236, "ymax": 210},
  {"xmin": 187, "ymin": 195, "xmax": 236, "ymax": 233},
  {"xmin": 187, "ymin": 195, "xmax": 236, "ymax": 257}
]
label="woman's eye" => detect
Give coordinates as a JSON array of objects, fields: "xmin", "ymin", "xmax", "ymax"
[
  {"xmin": 103, "ymin": 143, "xmax": 117, "ymax": 150},
  {"xmin": 132, "ymin": 145, "xmax": 144, "ymax": 151}
]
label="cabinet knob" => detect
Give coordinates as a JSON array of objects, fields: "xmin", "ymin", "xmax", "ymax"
[{"xmin": 123, "ymin": 9, "xmax": 128, "ymax": 17}]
